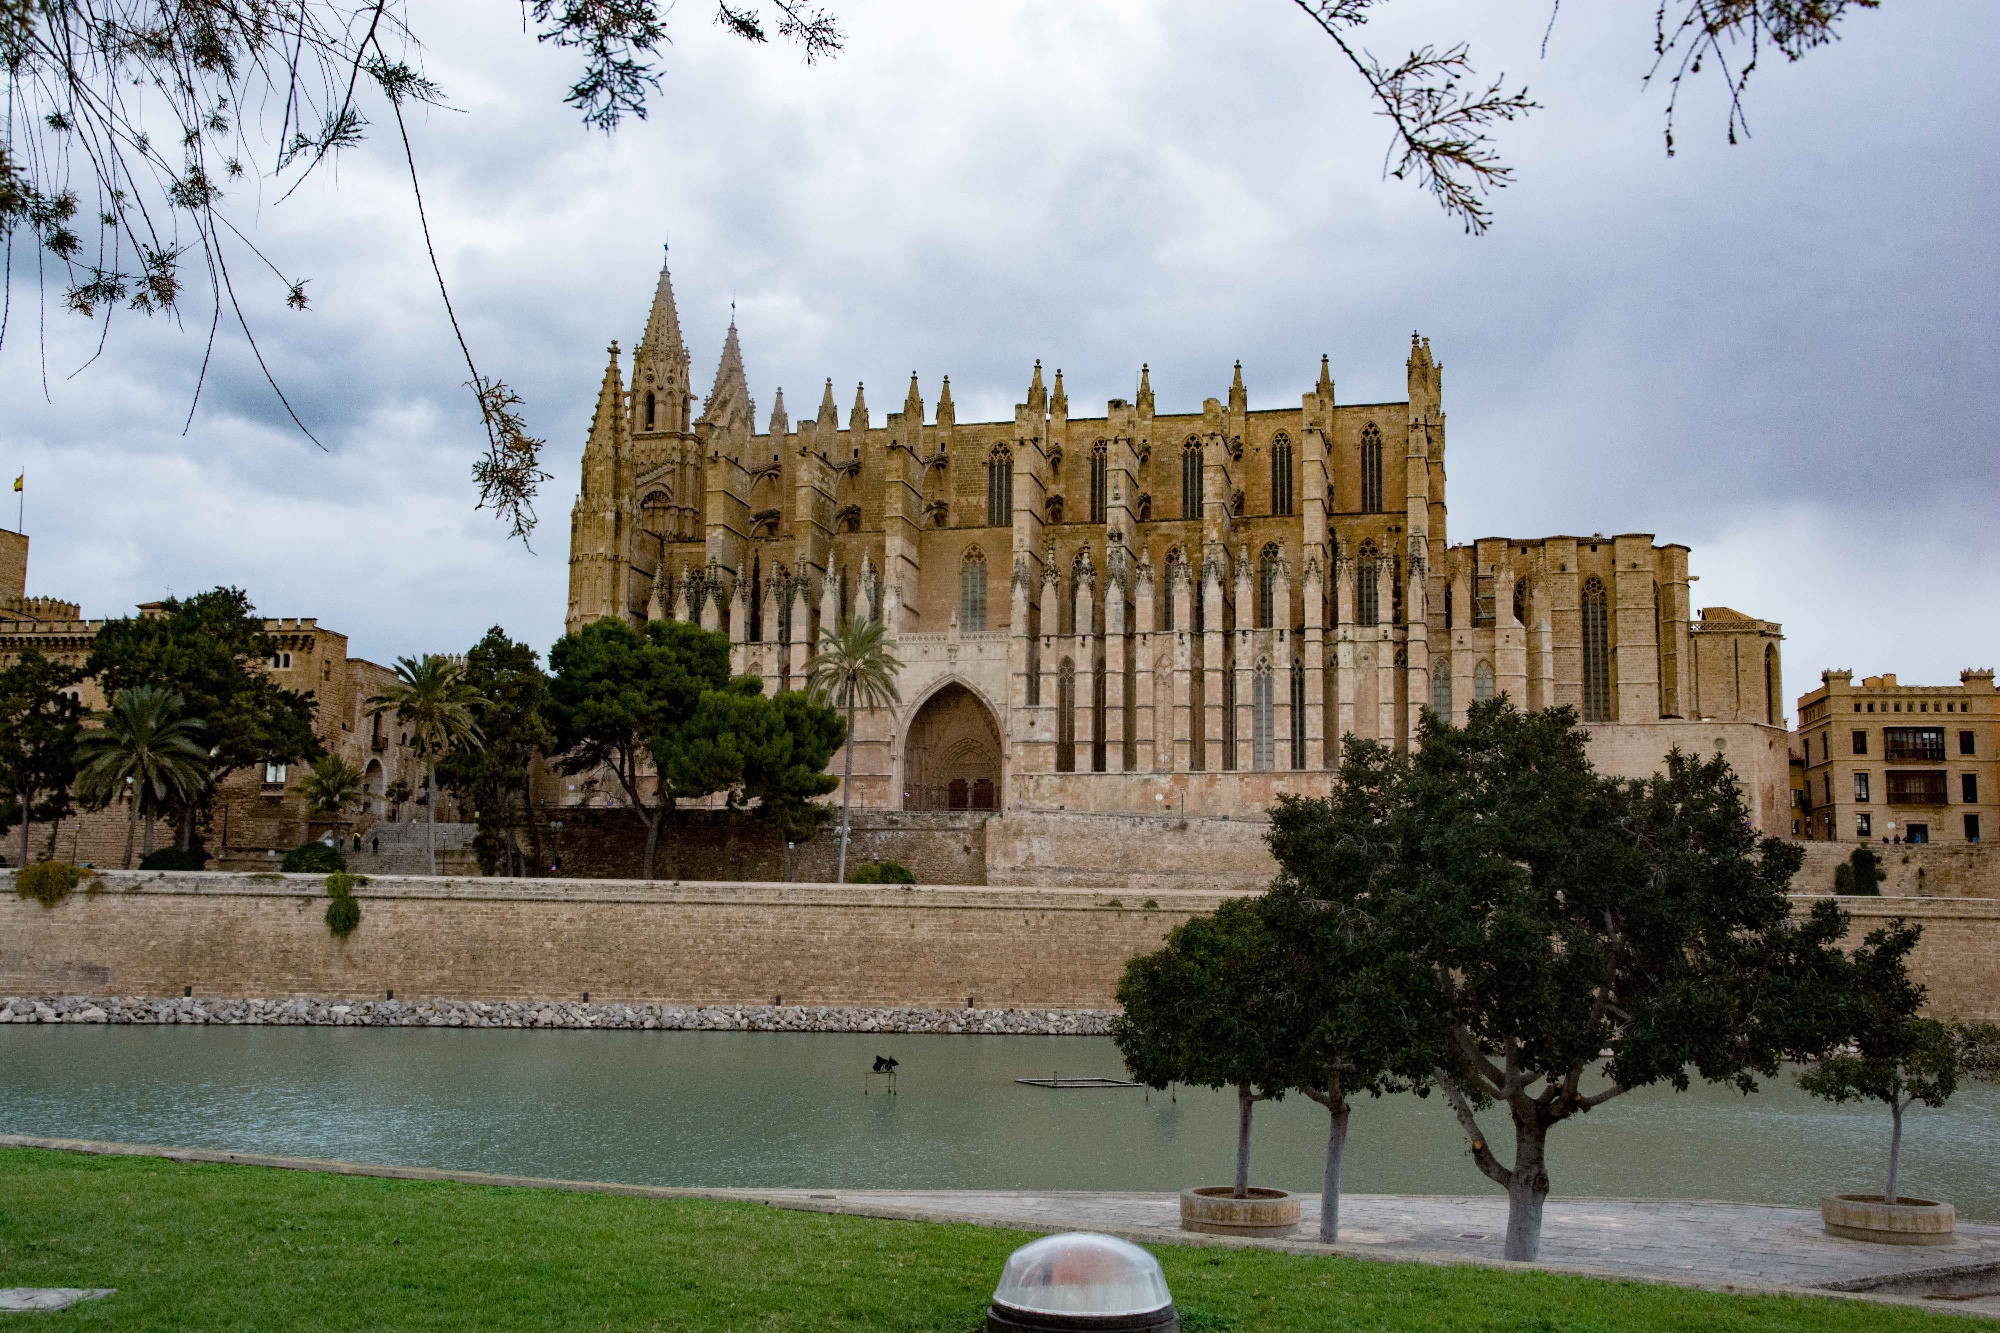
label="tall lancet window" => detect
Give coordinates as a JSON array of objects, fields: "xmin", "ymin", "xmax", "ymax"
[
  {"xmin": 1360, "ymin": 423, "xmax": 1383, "ymax": 514},
  {"xmin": 1474, "ymin": 659, "xmax": 1495, "ymax": 703},
  {"xmin": 1162, "ymin": 549, "xmax": 1182, "ymax": 631},
  {"xmin": 1181, "ymin": 438, "xmax": 1203, "ymax": 519},
  {"xmin": 1289, "ymin": 659, "xmax": 1307, "ymax": 769},
  {"xmin": 959, "ymin": 548, "xmax": 988, "ymax": 632},
  {"xmin": 1581, "ymin": 576, "xmax": 1612, "ymax": 722},
  {"xmin": 1270, "ymin": 434, "xmax": 1294, "ymax": 516},
  {"xmin": 1056, "ymin": 659, "xmax": 1077, "ymax": 772},
  {"xmin": 987, "ymin": 446, "xmax": 1013, "ymax": 528},
  {"xmin": 1432, "ymin": 661, "xmax": 1452, "ymax": 717},
  {"xmin": 644, "ymin": 391, "xmax": 657, "ymax": 430},
  {"xmin": 748, "ymin": 555, "xmax": 762, "ymax": 642},
  {"xmin": 1258, "ymin": 544, "xmax": 1281, "ymax": 628},
  {"xmin": 1252, "ymin": 664, "xmax": 1275, "ymax": 771},
  {"xmin": 1090, "ymin": 441, "xmax": 1109, "ymax": 524},
  {"xmin": 1765, "ymin": 644, "xmax": 1780, "ymax": 726},
  {"xmin": 1357, "ymin": 540, "xmax": 1380, "ymax": 627}
]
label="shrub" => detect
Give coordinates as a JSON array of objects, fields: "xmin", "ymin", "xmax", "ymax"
[
  {"xmin": 849, "ymin": 859, "xmax": 915, "ymax": 884},
  {"xmin": 16, "ymin": 860, "xmax": 82, "ymax": 907},
  {"xmin": 1953, "ymin": 1020, "xmax": 2000, "ymax": 1081},
  {"xmin": 324, "ymin": 871, "xmax": 367, "ymax": 939},
  {"xmin": 1833, "ymin": 863, "xmax": 1855, "ymax": 896},
  {"xmin": 1842, "ymin": 846, "xmax": 1885, "ymax": 896},
  {"xmin": 139, "ymin": 847, "xmax": 203, "ymax": 871},
  {"xmin": 282, "ymin": 842, "xmax": 347, "ymax": 874}
]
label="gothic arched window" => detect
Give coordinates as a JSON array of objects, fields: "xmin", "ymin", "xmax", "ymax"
[
  {"xmin": 960, "ymin": 548, "xmax": 987, "ymax": 632},
  {"xmin": 1181, "ymin": 438, "xmax": 1203, "ymax": 520},
  {"xmin": 644, "ymin": 390, "xmax": 657, "ymax": 431},
  {"xmin": 1090, "ymin": 440, "xmax": 1109, "ymax": 524},
  {"xmin": 1581, "ymin": 576, "xmax": 1612, "ymax": 722},
  {"xmin": 1289, "ymin": 659, "xmax": 1307, "ymax": 769},
  {"xmin": 1162, "ymin": 548, "xmax": 1182, "ymax": 632},
  {"xmin": 1474, "ymin": 659, "xmax": 1495, "ymax": 703},
  {"xmin": 1258, "ymin": 543, "xmax": 1281, "ymax": 629},
  {"xmin": 1252, "ymin": 663, "xmax": 1275, "ymax": 771},
  {"xmin": 1360, "ymin": 423, "xmax": 1384, "ymax": 514},
  {"xmin": 1513, "ymin": 577, "xmax": 1527, "ymax": 628},
  {"xmin": 1357, "ymin": 540, "xmax": 1379, "ymax": 627},
  {"xmin": 1433, "ymin": 659, "xmax": 1453, "ymax": 716},
  {"xmin": 987, "ymin": 446, "xmax": 1013, "ymax": 528},
  {"xmin": 1056, "ymin": 659, "xmax": 1077, "ymax": 773},
  {"xmin": 1270, "ymin": 433, "xmax": 1294, "ymax": 516}
]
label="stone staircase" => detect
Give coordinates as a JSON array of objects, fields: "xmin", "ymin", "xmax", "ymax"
[{"xmin": 338, "ymin": 819, "xmax": 480, "ymax": 877}]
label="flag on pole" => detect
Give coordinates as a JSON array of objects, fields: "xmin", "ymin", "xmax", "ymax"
[{"xmin": 11, "ymin": 473, "xmax": 19, "ymax": 492}]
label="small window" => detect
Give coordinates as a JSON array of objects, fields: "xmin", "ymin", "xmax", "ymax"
[
  {"xmin": 1961, "ymin": 729, "xmax": 1977, "ymax": 756},
  {"xmin": 269, "ymin": 651, "xmax": 292, "ymax": 670},
  {"xmin": 1963, "ymin": 773, "xmax": 1979, "ymax": 804},
  {"xmin": 1966, "ymin": 814, "xmax": 1982, "ymax": 844},
  {"xmin": 1852, "ymin": 730, "xmax": 1868, "ymax": 756},
  {"xmin": 1821, "ymin": 734, "xmax": 1830, "ymax": 763},
  {"xmin": 1856, "ymin": 812, "xmax": 1871, "ymax": 838},
  {"xmin": 1853, "ymin": 772, "xmax": 1870, "ymax": 803},
  {"xmin": 1822, "ymin": 774, "xmax": 1831, "ymax": 804},
  {"xmin": 1473, "ymin": 660, "xmax": 1495, "ymax": 703},
  {"xmin": 264, "ymin": 763, "xmax": 288, "ymax": 786}
]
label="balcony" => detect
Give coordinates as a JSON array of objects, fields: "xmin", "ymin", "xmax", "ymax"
[
  {"xmin": 1885, "ymin": 771, "xmax": 1948, "ymax": 806},
  {"xmin": 1883, "ymin": 727, "xmax": 1945, "ymax": 762}
]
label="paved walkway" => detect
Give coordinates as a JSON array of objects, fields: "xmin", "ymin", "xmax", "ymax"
[{"xmin": 732, "ymin": 1188, "xmax": 2000, "ymax": 1314}]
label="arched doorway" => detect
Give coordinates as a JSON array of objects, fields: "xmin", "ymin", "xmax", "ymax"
[
  {"xmin": 364, "ymin": 759, "xmax": 386, "ymax": 817},
  {"xmin": 903, "ymin": 682, "xmax": 1002, "ymax": 811}
]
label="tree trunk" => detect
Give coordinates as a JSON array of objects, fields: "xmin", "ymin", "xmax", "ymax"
[
  {"xmin": 425, "ymin": 762, "xmax": 437, "ymax": 876},
  {"xmin": 123, "ymin": 799, "xmax": 137, "ymax": 868},
  {"xmin": 521, "ymin": 785, "xmax": 545, "ymax": 875},
  {"xmin": 1503, "ymin": 1106, "xmax": 1552, "ymax": 1262},
  {"xmin": 641, "ymin": 807, "xmax": 661, "ymax": 881},
  {"xmin": 1318, "ymin": 1073, "xmax": 1350, "ymax": 1244},
  {"xmin": 1234, "ymin": 1083, "xmax": 1255, "ymax": 1198},
  {"xmin": 19, "ymin": 792, "xmax": 29, "ymax": 869},
  {"xmin": 836, "ymin": 694, "xmax": 857, "ymax": 884},
  {"xmin": 1885, "ymin": 1097, "xmax": 1905, "ymax": 1205}
]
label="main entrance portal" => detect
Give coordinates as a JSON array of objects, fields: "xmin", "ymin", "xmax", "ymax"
[{"xmin": 903, "ymin": 682, "xmax": 1002, "ymax": 811}]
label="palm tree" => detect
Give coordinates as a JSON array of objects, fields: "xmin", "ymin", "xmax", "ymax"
[
  {"xmin": 300, "ymin": 755, "xmax": 367, "ymax": 841},
  {"xmin": 366, "ymin": 655, "xmax": 482, "ymax": 875},
  {"xmin": 74, "ymin": 686, "xmax": 210, "ymax": 869},
  {"xmin": 804, "ymin": 616, "xmax": 902, "ymax": 884}
]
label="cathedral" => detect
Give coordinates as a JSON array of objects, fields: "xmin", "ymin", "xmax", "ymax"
[{"xmin": 566, "ymin": 258, "xmax": 1793, "ymax": 830}]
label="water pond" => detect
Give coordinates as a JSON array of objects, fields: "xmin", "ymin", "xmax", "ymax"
[{"xmin": 2, "ymin": 1027, "xmax": 1994, "ymax": 1220}]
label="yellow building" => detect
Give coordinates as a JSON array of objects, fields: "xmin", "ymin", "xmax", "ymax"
[
  {"xmin": 564, "ymin": 258, "xmax": 1793, "ymax": 829},
  {"xmin": 0, "ymin": 532, "xmax": 429, "ymax": 867},
  {"xmin": 1795, "ymin": 670, "xmax": 1997, "ymax": 846}
]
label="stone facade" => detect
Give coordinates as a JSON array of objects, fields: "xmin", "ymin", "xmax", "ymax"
[
  {"xmin": 565, "ymin": 258, "xmax": 1792, "ymax": 828},
  {"xmin": 1794, "ymin": 670, "xmax": 1997, "ymax": 846},
  {"xmin": 0, "ymin": 535, "xmax": 433, "ymax": 867}
]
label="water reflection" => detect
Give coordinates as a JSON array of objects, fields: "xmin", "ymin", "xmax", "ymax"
[{"xmin": 2, "ymin": 1027, "xmax": 1994, "ymax": 1220}]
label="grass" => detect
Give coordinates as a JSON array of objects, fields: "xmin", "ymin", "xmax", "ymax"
[{"xmin": 0, "ymin": 1147, "xmax": 1970, "ymax": 1331}]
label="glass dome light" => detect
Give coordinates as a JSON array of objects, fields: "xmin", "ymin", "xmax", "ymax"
[{"xmin": 988, "ymin": 1232, "xmax": 1178, "ymax": 1331}]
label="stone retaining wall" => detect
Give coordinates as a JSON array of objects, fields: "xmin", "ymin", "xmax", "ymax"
[
  {"xmin": 0, "ymin": 995, "xmax": 1111, "ymax": 1035},
  {"xmin": 1793, "ymin": 842, "xmax": 2000, "ymax": 900}
]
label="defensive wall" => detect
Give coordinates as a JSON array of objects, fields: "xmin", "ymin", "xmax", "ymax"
[{"xmin": 3, "ymin": 871, "xmax": 1995, "ymax": 1020}]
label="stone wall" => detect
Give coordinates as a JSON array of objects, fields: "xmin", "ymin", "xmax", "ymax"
[
  {"xmin": 0, "ymin": 871, "xmax": 1235, "ymax": 1010},
  {"xmin": 984, "ymin": 810, "xmax": 1277, "ymax": 892},
  {"xmin": 550, "ymin": 808, "xmax": 990, "ymax": 884},
  {"xmin": 1793, "ymin": 842, "xmax": 2000, "ymax": 900},
  {"xmin": 6, "ymin": 870, "xmax": 1992, "ymax": 1021}
]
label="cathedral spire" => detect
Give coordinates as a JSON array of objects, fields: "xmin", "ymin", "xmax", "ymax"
[
  {"xmin": 642, "ymin": 249, "xmax": 685, "ymax": 357},
  {"xmin": 1027, "ymin": 359, "xmax": 1046, "ymax": 414},
  {"xmin": 633, "ymin": 247, "xmax": 692, "ymax": 434},
  {"xmin": 1051, "ymin": 368, "xmax": 1067, "ymax": 416},
  {"xmin": 1229, "ymin": 360, "xmax": 1246, "ymax": 416},
  {"xmin": 769, "ymin": 386, "xmax": 789, "ymax": 437},
  {"xmin": 700, "ymin": 317, "xmax": 753, "ymax": 437},
  {"xmin": 850, "ymin": 381, "xmax": 869, "ymax": 432},
  {"xmin": 817, "ymin": 378, "xmax": 839, "ymax": 432},
  {"xmin": 1317, "ymin": 353, "xmax": 1333, "ymax": 398},
  {"xmin": 904, "ymin": 372, "xmax": 923, "ymax": 423},
  {"xmin": 1137, "ymin": 363, "xmax": 1154, "ymax": 416},
  {"xmin": 937, "ymin": 375, "xmax": 955, "ymax": 429},
  {"xmin": 581, "ymin": 341, "xmax": 627, "ymax": 498}
]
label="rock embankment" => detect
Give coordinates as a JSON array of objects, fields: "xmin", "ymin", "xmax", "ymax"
[{"xmin": 0, "ymin": 995, "xmax": 1112, "ymax": 1035}]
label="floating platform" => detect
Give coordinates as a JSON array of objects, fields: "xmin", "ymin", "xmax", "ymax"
[{"xmin": 1014, "ymin": 1075, "xmax": 1141, "ymax": 1089}]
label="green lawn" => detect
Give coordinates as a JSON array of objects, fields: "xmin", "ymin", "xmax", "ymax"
[{"xmin": 0, "ymin": 1147, "xmax": 1962, "ymax": 1331}]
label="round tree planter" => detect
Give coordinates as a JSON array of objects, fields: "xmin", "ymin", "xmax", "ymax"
[
  {"xmin": 1821, "ymin": 1194, "xmax": 1956, "ymax": 1246},
  {"xmin": 1179, "ymin": 1187, "xmax": 1300, "ymax": 1237}
]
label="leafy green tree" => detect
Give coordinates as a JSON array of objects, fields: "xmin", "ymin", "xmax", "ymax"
[
  {"xmin": 1258, "ymin": 823, "xmax": 1443, "ymax": 1244},
  {"xmin": 74, "ymin": 686, "xmax": 211, "ymax": 868},
  {"xmin": 1314, "ymin": 700, "xmax": 1857, "ymax": 1261},
  {"xmin": 1797, "ymin": 919, "xmax": 1951, "ymax": 1205},
  {"xmin": 543, "ymin": 617, "xmax": 730, "ymax": 879},
  {"xmin": 86, "ymin": 587, "xmax": 321, "ymax": 850},
  {"xmin": 300, "ymin": 755, "xmax": 367, "ymax": 837},
  {"xmin": 1113, "ymin": 897, "xmax": 1307, "ymax": 1200},
  {"xmin": 0, "ymin": 649, "xmax": 86, "ymax": 868},
  {"xmin": 804, "ymin": 617, "xmax": 902, "ymax": 883},
  {"xmin": 435, "ymin": 627, "xmax": 554, "ymax": 876},
  {"xmin": 366, "ymin": 655, "xmax": 482, "ymax": 876},
  {"xmin": 663, "ymin": 678, "xmax": 843, "ymax": 847}
]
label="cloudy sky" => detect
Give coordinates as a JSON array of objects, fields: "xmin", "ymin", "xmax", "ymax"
[{"xmin": 5, "ymin": 1, "xmax": 1993, "ymax": 721}]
